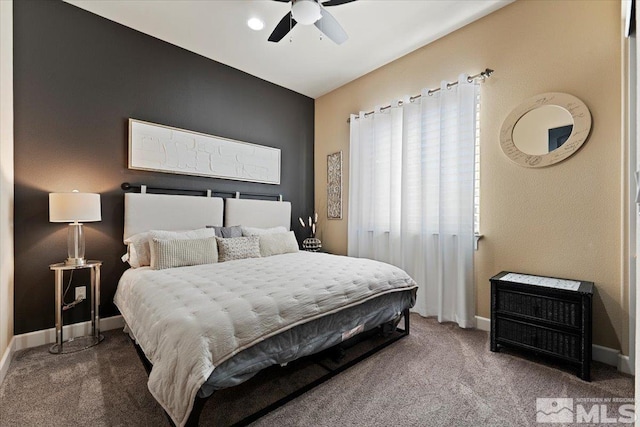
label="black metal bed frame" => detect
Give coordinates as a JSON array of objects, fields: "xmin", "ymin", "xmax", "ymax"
[
  {"xmin": 121, "ymin": 182, "xmax": 283, "ymax": 201},
  {"xmin": 131, "ymin": 309, "xmax": 411, "ymax": 427},
  {"xmin": 122, "ymin": 182, "xmax": 412, "ymax": 425}
]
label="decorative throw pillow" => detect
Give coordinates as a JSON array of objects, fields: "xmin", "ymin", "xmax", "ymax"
[
  {"xmin": 241, "ymin": 226, "xmax": 288, "ymax": 236},
  {"xmin": 150, "ymin": 237, "xmax": 218, "ymax": 270},
  {"xmin": 206, "ymin": 225, "xmax": 243, "ymax": 238},
  {"xmin": 259, "ymin": 231, "xmax": 299, "ymax": 257},
  {"xmin": 124, "ymin": 231, "xmax": 152, "ymax": 268},
  {"xmin": 216, "ymin": 236, "xmax": 261, "ymax": 262},
  {"xmin": 124, "ymin": 228, "xmax": 217, "ymax": 268}
]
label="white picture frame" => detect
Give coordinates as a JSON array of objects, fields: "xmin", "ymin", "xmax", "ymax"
[{"xmin": 128, "ymin": 119, "xmax": 281, "ymax": 185}]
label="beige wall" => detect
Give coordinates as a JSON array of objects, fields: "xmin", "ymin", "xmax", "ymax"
[
  {"xmin": 0, "ymin": 0, "xmax": 14, "ymax": 365},
  {"xmin": 315, "ymin": 0, "xmax": 627, "ymax": 353}
]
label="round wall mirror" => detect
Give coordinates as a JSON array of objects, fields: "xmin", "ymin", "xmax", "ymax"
[{"xmin": 500, "ymin": 92, "xmax": 591, "ymax": 167}]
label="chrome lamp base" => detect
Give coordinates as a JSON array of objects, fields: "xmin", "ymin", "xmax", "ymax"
[
  {"xmin": 66, "ymin": 222, "xmax": 86, "ymax": 266},
  {"xmin": 64, "ymin": 257, "xmax": 87, "ymax": 266}
]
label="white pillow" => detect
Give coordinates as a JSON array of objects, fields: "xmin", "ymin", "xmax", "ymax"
[
  {"xmin": 150, "ymin": 237, "xmax": 218, "ymax": 270},
  {"xmin": 241, "ymin": 226, "xmax": 288, "ymax": 236},
  {"xmin": 216, "ymin": 236, "xmax": 261, "ymax": 262},
  {"xmin": 259, "ymin": 232, "xmax": 299, "ymax": 257},
  {"xmin": 124, "ymin": 231, "xmax": 151, "ymax": 268},
  {"xmin": 124, "ymin": 228, "xmax": 217, "ymax": 268}
]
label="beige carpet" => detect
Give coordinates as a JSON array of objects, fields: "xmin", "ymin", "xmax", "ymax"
[{"xmin": 0, "ymin": 315, "xmax": 633, "ymax": 426}]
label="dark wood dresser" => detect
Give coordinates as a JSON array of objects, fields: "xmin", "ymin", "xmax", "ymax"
[{"xmin": 490, "ymin": 271, "xmax": 593, "ymax": 381}]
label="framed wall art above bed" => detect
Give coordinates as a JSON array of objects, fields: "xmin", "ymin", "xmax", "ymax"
[{"xmin": 128, "ymin": 119, "xmax": 281, "ymax": 185}]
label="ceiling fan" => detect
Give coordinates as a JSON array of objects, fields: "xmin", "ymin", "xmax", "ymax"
[{"xmin": 268, "ymin": 0, "xmax": 357, "ymax": 45}]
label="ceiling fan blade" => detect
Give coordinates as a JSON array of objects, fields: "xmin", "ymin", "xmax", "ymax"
[
  {"xmin": 314, "ymin": 7, "xmax": 348, "ymax": 44},
  {"xmin": 268, "ymin": 12, "xmax": 298, "ymax": 42},
  {"xmin": 271, "ymin": 0, "xmax": 290, "ymax": 2},
  {"xmin": 322, "ymin": 0, "xmax": 357, "ymax": 6}
]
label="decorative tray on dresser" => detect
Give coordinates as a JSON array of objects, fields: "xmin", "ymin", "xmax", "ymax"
[{"xmin": 490, "ymin": 271, "xmax": 594, "ymax": 381}]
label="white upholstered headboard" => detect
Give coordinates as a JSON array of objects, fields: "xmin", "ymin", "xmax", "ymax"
[
  {"xmin": 123, "ymin": 193, "xmax": 224, "ymax": 241},
  {"xmin": 224, "ymin": 198, "xmax": 291, "ymax": 230}
]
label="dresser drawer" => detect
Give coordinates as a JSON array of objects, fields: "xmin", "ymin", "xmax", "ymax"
[
  {"xmin": 495, "ymin": 318, "xmax": 580, "ymax": 361},
  {"xmin": 496, "ymin": 289, "xmax": 581, "ymax": 327},
  {"xmin": 490, "ymin": 272, "xmax": 593, "ymax": 381}
]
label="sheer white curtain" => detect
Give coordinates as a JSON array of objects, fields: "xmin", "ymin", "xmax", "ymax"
[{"xmin": 348, "ymin": 74, "xmax": 478, "ymax": 328}]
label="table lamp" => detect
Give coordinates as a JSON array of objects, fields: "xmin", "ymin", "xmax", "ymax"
[{"xmin": 49, "ymin": 190, "xmax": 101, "ymax": 266}]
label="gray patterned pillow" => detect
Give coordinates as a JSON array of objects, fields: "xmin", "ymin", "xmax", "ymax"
[
  {"xmin": 216, "ymin": 236, "xmax": 261, "ymax": 262},
  {"xmin": 150, "ymin": 237, "xmax": 218, "ymax": 270}
]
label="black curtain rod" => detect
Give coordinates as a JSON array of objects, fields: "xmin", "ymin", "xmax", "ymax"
[
  {"xmin": 347, "ymin": 68, "xmax": 494, "ymax": 123},
  {"xmin": 121, "ymin": 182, "xmax": 283, "ymax": 201}
]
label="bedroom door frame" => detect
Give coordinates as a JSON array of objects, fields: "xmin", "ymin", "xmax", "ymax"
[{"xmin": 627, "ymin": 5, "xmax": 639, "ymax": 414}]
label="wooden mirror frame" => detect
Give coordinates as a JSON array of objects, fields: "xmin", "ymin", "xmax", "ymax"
[{"xmin": 500, "ymin": 92, "xmax": 591, "ymax": 168}]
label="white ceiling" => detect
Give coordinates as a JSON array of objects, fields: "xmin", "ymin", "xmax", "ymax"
[{"xmin": 64, "ymin": 0, "xmax": 512, "ymax": 99}]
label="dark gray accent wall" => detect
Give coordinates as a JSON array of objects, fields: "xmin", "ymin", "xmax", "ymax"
[{"xmin": 13, "ymin": 1, "xmax": 314, "ymax": 334}]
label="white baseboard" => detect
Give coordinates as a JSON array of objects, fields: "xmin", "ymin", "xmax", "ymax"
[
  {"xmin": 617, "ymin": 354, "xmax": 634, "ymax": 375},
  {"xmin": 12, "ymin": 315, "xmax": 124, "ymax": 352},
  {"xmin": 475, "ymin": 316, "xmax": 633, "ymax": 373},
  {"xmin": 475, "ymin": 315, "xmax": 490, "ymax": 331},
  {"xmin": 0, "ymin": 335, "xmax": 15, "ymax": 387},
  {"xmin": 591, "ymin": 344, "xmax": 620, "ymax": 367}
]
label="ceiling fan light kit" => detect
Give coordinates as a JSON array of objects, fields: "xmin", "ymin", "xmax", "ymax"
[
  {"xmin": 291, "ymin": 0, "xmax": 322, "ymax": 25},
  {"xmin": 268, "ymin": 0, "xmax": 356, "ymax": 45}
]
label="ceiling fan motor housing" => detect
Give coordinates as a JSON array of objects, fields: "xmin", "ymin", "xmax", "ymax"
[{"xmin": 269, "ymin": 0, "xmax": 355, "ymax": 44}]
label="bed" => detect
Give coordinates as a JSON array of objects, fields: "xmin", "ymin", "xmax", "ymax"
[{"xmin": 114, "ymin": 186, "xmax": 418, "ymax": 426}]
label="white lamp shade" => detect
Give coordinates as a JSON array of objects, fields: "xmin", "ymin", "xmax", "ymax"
[{"xmin": 49, "ymin": 192, "xmax": 101, "ymax": 223}]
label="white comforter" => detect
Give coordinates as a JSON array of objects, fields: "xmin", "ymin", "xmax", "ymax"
[{"xmin": 114, "ymin": 251, "xmax": 417, "ymax": 426}]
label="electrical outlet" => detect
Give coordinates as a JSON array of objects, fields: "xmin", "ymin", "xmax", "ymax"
[{"xmin": 75, "ymin": 286, "xmax": 86, "ymax": 301}]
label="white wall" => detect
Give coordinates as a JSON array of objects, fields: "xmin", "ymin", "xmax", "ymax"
[{"xmin": 0, "ymin": 0, "xmax": 15, "ymax": 379}]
